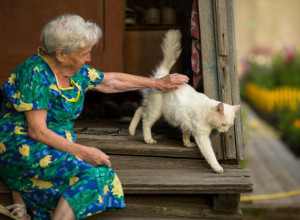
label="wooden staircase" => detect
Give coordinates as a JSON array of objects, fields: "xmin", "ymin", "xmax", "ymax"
[
  {"xmin": 0, "ymin": 123, "xmax": 252, "ymax": 219},
  {"xmin": 80, "ymin": 123, "xmax": 252, "ymax": 219}
]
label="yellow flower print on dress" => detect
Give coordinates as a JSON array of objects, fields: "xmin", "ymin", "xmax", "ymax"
[
  {"xmin": 30, "ymin": 175, "xmax": 54, "ymax": 189},
  {"xmin": 40, "ymin": 155, "xmax": 52, "ymax": 168},
  {"xmin": 14, "ymin": 126, "xmax": 24, "ymax": 133},
  {"xmin": 98, "ymin": 195, "xmax": 103, "ymax": 204},
  {"xmin": 49, "ymin": 84, "xmax": 59, "ymax": 92},
  {"xmin": 103, "ymin": 185, "xmax": 109, "ymax": 195},
  {"xmin": 85, "ymin": 84, "xmax": 95, "ymax": 92},
  {"xmin": 8, "ymin": 73, "xmax": 16, "ymax": 85},
  {"xmin": 111, "ymin": 175, "xmax": 124, "ymax": 198},
  {"xmin": 12, "ymin": 91, "xmax": 20, "ymax": 99},
  {"xmin": 75, "ymin": 156, "xmax": 83, "ymax": 161},
  {"xmin": 69, "ymin": 176, "xmax": 79, "ymax": 186},
  {"xmin": 87, "ymin": 68, "xmax": 100, "ymax": 82},
  {"xmin": 0, "ymin": 143, "xmax": 7, "ymax": 154},
  {"xmin": 14, "ymin": 100, "xmax": 33, "ymax": 111},
  {"xmin": 65, "ymin": 130, "xmax": 73, "ymax": 142},
  {"xmin": 3, "ymin": 113, "xmax": 11, "ymax": 118},
  {"xmin": 18, "ymin": 144, "xmax": 30, "ymax": 157}
]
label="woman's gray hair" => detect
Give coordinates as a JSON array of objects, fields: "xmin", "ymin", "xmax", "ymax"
[{"xmin": 40, "ymin": 14, "xmax": 102, "ymax": 55}]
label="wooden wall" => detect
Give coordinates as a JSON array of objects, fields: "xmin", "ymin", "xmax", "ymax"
[{"xmin": 0, "ymin": 0, "xmax": 124, "ymax": 84}]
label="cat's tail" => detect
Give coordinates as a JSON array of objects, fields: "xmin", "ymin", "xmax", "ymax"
[
  {"xmin": 153, "ymin": 30, "xmax": 182, "ymax": 78},
  {"xmin": 129, "ymin": 106, "xmax": 143, "ymax": 136}
]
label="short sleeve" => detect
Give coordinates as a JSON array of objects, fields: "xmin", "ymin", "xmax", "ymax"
[
  {"xmin": 76, "ymin": 64, "xmax": 104, "ymax": 93},
  {"xmin": 3, "ymin": 62, "xmax": 52, "ymax": 112}
]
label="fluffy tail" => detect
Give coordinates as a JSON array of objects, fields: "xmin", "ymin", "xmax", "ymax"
[{"xmin": 153, "ymin": 30, "xmax": 182, "ymax": 78}]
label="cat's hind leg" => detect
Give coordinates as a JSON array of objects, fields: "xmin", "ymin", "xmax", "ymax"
[
  {"xmin": 182, "ymin": 131, "xmax": 196, "ymax": 148},
  {"xmin": 129, "ymin": 106, "xmax": 143, "ymax": 136},
  {"xmin": 142, "ymin": 108, "xmax": 161, "ymax": 144}
]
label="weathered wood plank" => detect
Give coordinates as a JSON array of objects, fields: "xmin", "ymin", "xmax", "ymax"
[
  {"xmin": 198, "ymin": 0, "xmax": 223, "ymax": 160},
  {"xmin": 0, "ymin": 193, "xmax": 243, "ymax": 220},
  {"xmin": 225, "ymin": 0, "xmax": 245, "ymax": 160},
  {"xmin": 214, "ymin": 0, "xmax": 229, "ymax": 56},
  {"xmin": 91, "ymin": 194, "xmax": 242, "ymax": 219},
  {"xmin": 110, "ymin": 155, "xmax": 241, "ymax": 170},
  {"xmin": 213, "ymin": 0, "xmax": 236, "ymax": 159},
  {"xmin": 76, "ymin": 127, "xmax": 225, "ymax": 160},
  {"xmin": 117, "ymin": 169, "xmax": 252, "ymax": 194},
  {"xmin": 213, "ymin": 194, "xmax": 240, "ymax": 212},
  {"xmin": 76, "ymin": 137, "xmax": 204, "ymax": 159}
]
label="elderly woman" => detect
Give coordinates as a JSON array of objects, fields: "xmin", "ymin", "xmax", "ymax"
[{"xmin": 0, "ymin": 14, "xmax": 188, "ymax": 220}]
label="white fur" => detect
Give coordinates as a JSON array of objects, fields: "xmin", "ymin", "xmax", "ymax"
[{"xmin": 129, "ymin": 30, "xmax": 240, "ymax": 174}]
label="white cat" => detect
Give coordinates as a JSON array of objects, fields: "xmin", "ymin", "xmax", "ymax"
[{"xmin": 129, "ymin": 30, "xmax": 240, "ymax": 174}]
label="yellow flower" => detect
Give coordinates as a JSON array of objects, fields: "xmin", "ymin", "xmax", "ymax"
[
  {"xmin": 40, "ymin": 155, "xmax": 52, "ymax": 168},
  {"xmin": 14, "ymin": 100, "xmax": 33, "ymax": 111},
  {"xmin": 0, "ymin": 143, "xmax": 7, "ymax": 154},
  {"xmin": 98, "ymin": 195, "xmax": 103, "ymax": 204},
  {"xmin": 88, "ymin": 68, "xmax": 100, "ymax": 82},
  {"xmin": 111, "ymin": 175, "xmax": 124, "ymax": 198},
  {"xmin": 65, "ymin": 131, "xmax": 73, "ymax": 142},
  {"xmin": 8, "ymin": 74, "xmax": 16, "ymax": 85},
  {"xmin": 18, "ymin": 144, "xmax": 30, "ymax": 157},
  {"xmin": 69, "ymin": 176, "xmax": 79, "ymax": 186},
  {"xmin": 103, "ymin": 185, "xmax": 109, "ymax": 195},
  {"xmin": 30, "ymin": 175, "xmax": 53, "ymax": 189}
]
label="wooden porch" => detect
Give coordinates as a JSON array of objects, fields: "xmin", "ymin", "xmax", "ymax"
[{"xmin": 0, "ymin": 119, "xmax": 252, "ymax": 219}]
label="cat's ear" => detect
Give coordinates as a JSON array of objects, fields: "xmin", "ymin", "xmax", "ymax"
[
  {"xmin": 233, "ymin": 105, "xmax": 240, "ymax": 113},
  {"xmin": 215, "ymin": 103, "xmax": 224, "ymax": 114}
]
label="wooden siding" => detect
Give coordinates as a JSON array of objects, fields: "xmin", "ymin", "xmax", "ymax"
[{"xmin": 0, "ymin": 0, "xmax": 124, "ymax": 84}]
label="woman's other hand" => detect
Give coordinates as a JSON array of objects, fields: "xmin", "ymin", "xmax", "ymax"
[
  {"xmin": 80, "ymin": 147, "xmax": 111, "ymax": 167},
  {"xmin": 154, "ymin": 73, "xmax": 189, "ymax": 91}
]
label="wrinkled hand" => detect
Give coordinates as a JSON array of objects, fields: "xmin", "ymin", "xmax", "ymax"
[
  {"xmin": 81, "ymin": 146, "xmax": 111, "ymax": 167},
  {"xmin": 155, "ymin": 73, "xmax": 189, "ymax": 91}
]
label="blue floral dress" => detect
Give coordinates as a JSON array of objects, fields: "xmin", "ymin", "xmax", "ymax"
[{"xmin": 0, "ymin": 48, "xmax": 125, "ymax": 219}]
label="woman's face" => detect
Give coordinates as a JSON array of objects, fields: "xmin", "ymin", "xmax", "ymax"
[{"xmin": 60, "ymin": 46, "xmax": 92, "ymax": 76}]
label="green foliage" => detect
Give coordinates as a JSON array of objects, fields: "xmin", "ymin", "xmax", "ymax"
[
  {"xmin": 278, "ymin": 106, "xmax": 300, "ymax": 156},
  {"xmin": 240, "ymin": 43, "xmax": 300, "ymax": 156},
  {"xmin": 241, "ymin": 44, "xmax": 300, "ymax": 90}
]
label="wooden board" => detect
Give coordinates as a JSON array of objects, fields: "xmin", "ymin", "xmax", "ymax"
[{"xmin": 198, "ymin": 0, "xmax": 223, "ymax": 160}]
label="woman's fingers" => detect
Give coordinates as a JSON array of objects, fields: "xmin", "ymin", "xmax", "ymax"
[{"xmin": 156, "ymin": 74, "xmax": 189, "ymax": 91}]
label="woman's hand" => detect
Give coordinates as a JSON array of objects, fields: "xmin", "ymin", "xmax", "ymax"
[
  {"xmin": 154, "ymin": 73, "xmax": 189, "ymax": 91},
  {"xmin": 80, "ymin": 146, "xmax": 111, "ymax": 167}
]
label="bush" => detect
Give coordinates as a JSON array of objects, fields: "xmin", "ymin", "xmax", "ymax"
[{"xmin": 240, "ymin": 42, "xmax": 300, "ymax": 156}]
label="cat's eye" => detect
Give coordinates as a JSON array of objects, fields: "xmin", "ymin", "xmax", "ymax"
[{"xmin": 222, "ymin": 123, "xmax": 227, "ymax": 126}]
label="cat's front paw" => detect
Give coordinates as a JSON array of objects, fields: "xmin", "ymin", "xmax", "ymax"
[
  {"xmin": 145, "ymin": 138, "xmax": 157, "ymax": 144},
  {"xmin": 212, "ymin": 165, "xmax": 224, "ymax": 174},
  {"xmin": 183, "ymin": 142, "xmax": 197, "ymax": 148}
]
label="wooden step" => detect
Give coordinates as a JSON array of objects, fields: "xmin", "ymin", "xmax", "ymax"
[
  {"xmin": 109, "ymin": 155, "xmax": 252, "ymax": 194},
  {"xmin": 0, "ymin": 156, "xmax": 252, "ymax": 194},
  {"xmin": 75, "ymin": 126, "xmax": 222, "ymax": 159}
]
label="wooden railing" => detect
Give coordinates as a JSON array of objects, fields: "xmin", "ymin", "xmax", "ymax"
[{"xmin": 246, "ymin": 82, "xmax": 300, "ymax": 112}]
